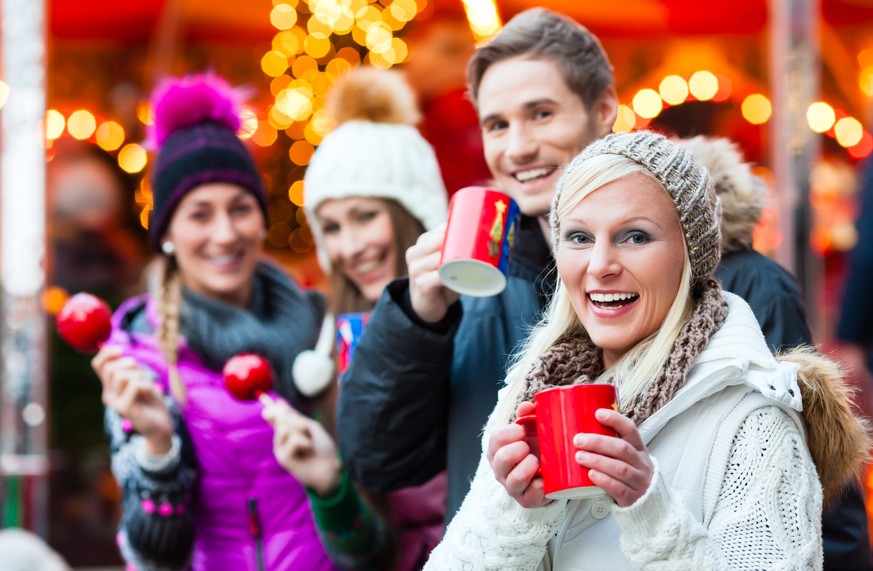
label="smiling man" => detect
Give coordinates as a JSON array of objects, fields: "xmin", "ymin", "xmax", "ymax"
[{"xmin": 336, "ymin": 7, "xmax": 618, "ymax": 521}]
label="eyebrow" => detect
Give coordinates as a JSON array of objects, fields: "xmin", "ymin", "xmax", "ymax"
[
  {"xmin": 479, "ymin": 98, "xmax": 560, "ymax": 127},
  {"xmin": 563, "ymin": 215, "xmax": 662, "ymax": 228}
]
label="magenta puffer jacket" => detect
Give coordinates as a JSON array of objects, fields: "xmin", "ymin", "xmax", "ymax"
[{"xmin": 107, "ymin": 296, "xmax": 339, "ymax": 571}]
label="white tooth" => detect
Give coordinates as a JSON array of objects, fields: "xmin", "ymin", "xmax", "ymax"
[{"xmin": 516, "ymin": 167, "xmax": 550, "ymax": 182}]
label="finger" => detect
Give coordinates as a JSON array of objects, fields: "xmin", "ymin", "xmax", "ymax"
[
  {"xmin": 486, "ymin": 424, "xmax": 526, "ymax": 463},
  {"xmin": 515, "ymin": 401, "xmax": 536, "ymax": 418},
  {"xmin": 587, "ymin": 468, "xmax": 638, "ymax": 508},
  {"xmin": 91, "ymin": 345, "xmax": 124, "ymax": 375},
  {"xmin": 491, "ymin": 440, "xmax": 531, "ymax": 484},
  {"xmin": 412, "ymin": 269, "xmax": 449, "ymax": 297},
  {"xmin": 503, "ymin": 452, "xmax": 540, "ymax": 498},
  {"xmin": 575, "ymin": 450, "xmax": 647, "ymax": 491},
  {"xmin": 594, "ymin": 409, "xmax": 646, "ymax": 451},
  {"xmin": 574, "ymin": 432, "xmax": 643, "ymax": 466},
  {"xmin": 415, "ymin": 225, "xmax": 447, "ymax": 252},
  {"xmin": 284, "ymin": 429, "xmax": 315, "ymax": 458},
  {"xmin": 407, "ymin": 250, "xmax": 443, "ymax": 281}
]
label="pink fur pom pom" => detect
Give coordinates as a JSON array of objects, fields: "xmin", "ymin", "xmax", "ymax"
[{"xmin": 147, "ymin": 73, "xmax": 244, "ymax": 148}]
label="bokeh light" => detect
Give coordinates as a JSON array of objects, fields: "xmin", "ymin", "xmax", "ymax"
[
  {"xmin": 632, "ymin": 89, "xmax": 663, "ymax": 119},
  {"xmin": 612, "ymin": 104, "xmax": 636, "ymax": 133},
  {"xmin": 95, "ymin": 120, "xmax": 125, "ymax": 151},
  {"xmin": 67, "ymin": 109, "xmax": 97, "ymax": 140},
  {"xmin": 288, "ymin": 180, "xmax": 305, "ymax": 206},
  {"xmin": 658, "ymin": 75, "xmax": 689, "ymax": 106},
  {"xmin": 271, "ymin": 4, "xmax": 298, "ymax": 30},
  {"xmin": 688, "ymin": 71, "xmax": 718, "ymax": 101},
  {"xmin": 807, "ymin": 102, "xmax": 836, "ymax": 133},
  {"xmin": 118, "ymin": 143, "xmax": 148, "ymax": 174},
  {"xmin": 741, "ymin": 94, "xmax": 772, "ymax": 125},
  {"xmin": 289, "ymin": 140, "xmax": 315, "ymax": 165},
  {"xmin": 262, "ymin": 50, "xmax": 289, "ymax": 77},
  {"xmin": 45, "ymin": 109, "xmax": 66, "ymax": 141},
  {"xmin": 835, "ymin": 117, "xmax": 863, "ymax": 147}
]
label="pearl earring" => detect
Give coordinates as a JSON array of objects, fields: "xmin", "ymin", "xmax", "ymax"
[{"xmin": 161, "ymin": 241, "xmax": 175, "ymax": 256}]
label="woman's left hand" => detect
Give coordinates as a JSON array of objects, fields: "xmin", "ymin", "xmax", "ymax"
[{"xmin": 574, "ymin": 408, "xmax": 654, "ymax": 508}]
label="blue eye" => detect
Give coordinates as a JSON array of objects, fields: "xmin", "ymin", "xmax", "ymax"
[
  {"xmin": 565, "ymin": 231, "xmax": 592, "ymax": 245},
  {"xmin": 622, "ymin": 231, "xmax": 650, "ymax": 245}
]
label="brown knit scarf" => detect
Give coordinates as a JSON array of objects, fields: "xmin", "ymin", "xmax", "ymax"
[{"xmin": 518, "ymin": 279, "xmax": 728, "ymax": 425}]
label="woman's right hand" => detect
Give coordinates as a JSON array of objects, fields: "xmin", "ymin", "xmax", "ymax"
[
  {"xmin": 92, "ymin": 345, "xmax": 174, "ymax": 455},
  {"xmin": 262, "ymin": 399, "xmax": 343, "ymax": 498},
  {"xmin": 407, "ymin": 223, "xmax": 460, "ymax": 324},
  {"xmin": 487, "ymin": 401, "xmax": 550, "ymax": 509}
]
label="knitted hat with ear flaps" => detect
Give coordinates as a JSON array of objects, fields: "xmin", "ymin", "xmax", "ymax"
[
  {"xmin": 550, "ymin": 130, "xmax": 722, "ymax": 291},
  {"xmin": 147, "ymin": 73, "xmax": 268, "ymax": 252}
]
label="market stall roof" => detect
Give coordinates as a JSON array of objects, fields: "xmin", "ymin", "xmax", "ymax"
[{"xmin": 51, "ymin": 0, "xmax": 873, "ymax": 42}]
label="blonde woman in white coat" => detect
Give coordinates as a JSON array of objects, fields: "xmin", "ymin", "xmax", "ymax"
[{"xmin": 424, "ymin": 131, "xmax": 869, "ymax": 570}]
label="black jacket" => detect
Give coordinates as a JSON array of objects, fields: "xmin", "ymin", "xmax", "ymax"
[
  {"xmin": 337, "ymin": 216, "xmax": 553, "ymax": 517},
  {"xmin": 719, "ymin": 248, "xmax": 873, "ymax": 571}
]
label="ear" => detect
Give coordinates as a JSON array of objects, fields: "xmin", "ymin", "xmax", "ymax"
[{"xmin": 592, "ymin": 85, "xmax": 619, "ymax": 138}]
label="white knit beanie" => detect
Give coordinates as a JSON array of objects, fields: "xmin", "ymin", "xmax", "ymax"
[
  {"xmin": 303, "ymin": 67, "xmax": 448, "ymax": 271},
  {"xmin": 295, "ymin": 67, "xmax": 448, "ymax": 397}
]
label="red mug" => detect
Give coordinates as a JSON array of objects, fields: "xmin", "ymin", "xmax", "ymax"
[
  {"xmin": 515, "ymin": 384, "xmax": 618, "ymax": 500},
  {"xmin": 438, "ymin": 186, "xmax": 520, "ymax": 297}
]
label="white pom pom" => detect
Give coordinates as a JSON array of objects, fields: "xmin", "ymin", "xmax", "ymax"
[{"xmin": 292, "ymin": 349, "xmax": 335, "ymax": 397}]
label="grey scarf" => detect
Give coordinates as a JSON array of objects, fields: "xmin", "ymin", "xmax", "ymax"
[{"xmin": 180, "ymin": 261, "xmax": 323, "ymax": 407}]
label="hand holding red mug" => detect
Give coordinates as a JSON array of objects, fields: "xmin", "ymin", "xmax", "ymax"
[
  {"xmin": 487, "ymin": 401, "xmax": 550, "ymax": 509},
  {"xmin": 572, "ymin": 408, "xmax": 654, "ymax": 508},
  {"xmin": 406, "ymin": 223, "xmax": 460, "ymax": 324}
]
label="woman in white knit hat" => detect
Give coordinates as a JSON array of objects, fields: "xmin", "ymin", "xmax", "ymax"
[
  {"xmin": 424, "ymin": 131, "xmax": 869, "ymax": 570},
  {"xmin": 267, "ymin": 66, "xmax": 449, "ymax": 571}
]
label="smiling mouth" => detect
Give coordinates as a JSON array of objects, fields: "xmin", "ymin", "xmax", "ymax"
[
  {"xmin": 513, "ymin": 166, "xmax": 556, "ymax": 183},
  {"xmin": 588, "ymin": 292, "xmax": 639, "ymax": 309}
]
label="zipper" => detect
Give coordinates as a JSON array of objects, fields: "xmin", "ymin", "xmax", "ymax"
[{"xmin": 248, "ymin": 497, "xmax": 266, "ymax": 571}]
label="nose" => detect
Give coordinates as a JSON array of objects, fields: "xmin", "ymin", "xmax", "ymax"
[
  {"xmin": 212, "ymin": 212, "xmax": 238, "ymax": 244},
  {"xmin": 338, "ymin": 227, "xmax": 365, "ymax": 260},
  {"xmin": 506, "ymin": 123, "xmax": 538, "ymax": 165},
  {"xmin": 587, "ymin": 240, "xmax": 621, "ymax": 280}
]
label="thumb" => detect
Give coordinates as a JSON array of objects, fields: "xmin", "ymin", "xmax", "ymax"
[{"xmin": 516, "ymin": 400, "xmax": 536, "ymax": 418}]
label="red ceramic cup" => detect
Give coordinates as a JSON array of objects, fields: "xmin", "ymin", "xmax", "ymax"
[
  {"xmin": 515, "ymin": 384, "xmax": 618, "ymax": 500},
  {"xmin": 438, "ymin": 186, "xmax": 520, "ymax": 297}
]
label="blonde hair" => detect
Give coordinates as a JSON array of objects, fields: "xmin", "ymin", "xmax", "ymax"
[
  {"xmin": 150, "ymin": 256, "xmax": 187, "ymax": 404},
  {"xmin": 492, "ymin": 154, "xmax": 693, "ymax": 426}
]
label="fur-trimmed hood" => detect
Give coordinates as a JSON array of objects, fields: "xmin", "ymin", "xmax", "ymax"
[
  {"xmin": 780, "ymin": 348, "xmax": 871, "ymax": 505},
  {"xmin": 678, "ymin": 136, "xmax": 767, "ymax": 254}
]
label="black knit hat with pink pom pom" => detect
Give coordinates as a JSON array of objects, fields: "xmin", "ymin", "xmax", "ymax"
[{"xmin": 148, "ymin": 73, "xmax": 268, "ymax": 252}]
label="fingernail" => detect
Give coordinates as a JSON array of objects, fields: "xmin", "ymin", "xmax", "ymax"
[
  {"xmin": 574, "ymin": 435, "xmax": 587, "ymax": 447},
  {"xmin": 575, "ymin": 451, "xmax": 590, "ymax": 464},
  {"xmin": 595, "ymin": 409, "xmax": 609, "ymax": 420}
]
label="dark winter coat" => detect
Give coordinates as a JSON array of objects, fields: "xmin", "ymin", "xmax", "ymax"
[{"xmin": 337, "ymin": 216, "xmax": 553, "ymax": 517}]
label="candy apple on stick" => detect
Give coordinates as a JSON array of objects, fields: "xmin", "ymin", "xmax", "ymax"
[
  {"xmin": 222, "ymin": 353, "xmax": 275, "ymax": 406},
  {"xmin": 56, "ymin": 292, "xmax": 113, "ymax": 352}
]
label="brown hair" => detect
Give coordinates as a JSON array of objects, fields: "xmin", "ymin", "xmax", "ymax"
[
  {"xmin": 328, "ymin": 199, "xmax": 425, "ymax": 316},
  {"xmin": 466, "ymin": 8, "xmax": 614, "ymax": 111}
]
